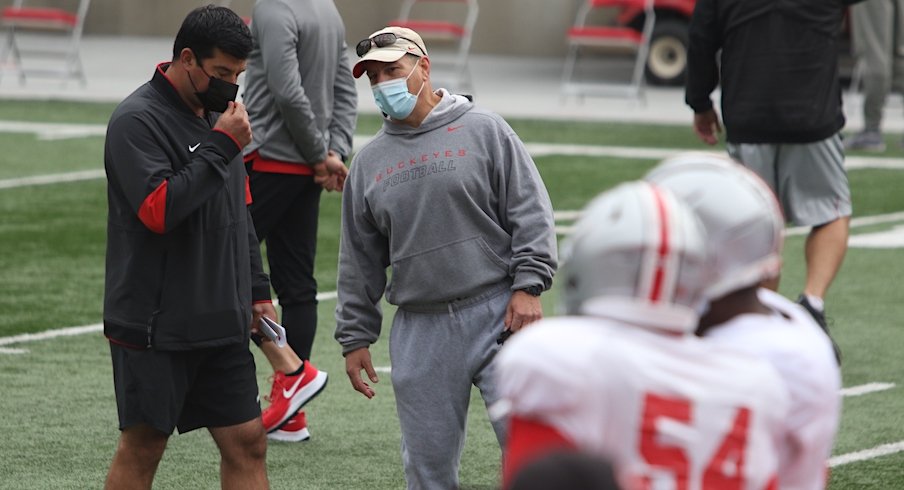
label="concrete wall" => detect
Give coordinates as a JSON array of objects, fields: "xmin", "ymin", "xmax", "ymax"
[{"xmin": 11, "ymin": 0, "xmax": 577, "ymax": 57}]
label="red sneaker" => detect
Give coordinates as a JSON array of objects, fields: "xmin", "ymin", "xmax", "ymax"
[
  {"xmin": 267, "ymin": 411, "xmax": 310, "ymax": 442},
  {"xmin": 261, "ymin": 362, "xmax": 327, "ymax": 433}
]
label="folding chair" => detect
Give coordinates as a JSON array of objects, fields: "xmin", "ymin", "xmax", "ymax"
[
  {"xmin": 562, "ymin": 0, "xmax": 655, "ymax": 100},
  {"xmin": 0, "ymin": 0, "xmax": 91, "ymax": 85},
  {"xmin": 389, "ymin": 0, "xmax": 479, "ymax": 93}
]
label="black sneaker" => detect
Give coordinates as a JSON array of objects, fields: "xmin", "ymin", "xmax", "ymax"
[{"xmin": 797, "ymin": 294, "xmax": 842, "ymax": 366}]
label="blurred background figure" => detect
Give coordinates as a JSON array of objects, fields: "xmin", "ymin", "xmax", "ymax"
[
  {"xmin": 846, "ymin": 0, "xmax": 904, "ymax": 152},
  {"xmin": 646, "ymin": 153, "xmax": 843, "ymax": 488},
  {"xmin": 495, "ymin": 180, "xmax": 788, "ymax": 490},
  {"xmin": 685, "ymin": 0, "xmax": 858, "ymax": 339}
]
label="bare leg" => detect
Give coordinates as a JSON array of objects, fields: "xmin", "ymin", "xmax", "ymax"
[
  {"xmin": 804, "ymin": 217, "xmax": 850, "ymax": 299},
  {"xmin": 258, "ymin": 339, "xmax": 303, "ymax": 374},
  {"xmin": 104, "ymin": 424, "xmax": 169, "ymax": 490},
  {"xmin": 209, "ymin": 419, "xmax": 269, "ymax": 490}
]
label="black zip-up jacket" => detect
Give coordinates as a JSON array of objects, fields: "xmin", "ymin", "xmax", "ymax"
[
  {"xmin": 103, "ymin": 64, "xmax": 271, "ymax": 350},
  {"xmin": 685, "ymin": 0, "xmax": 863, "ymax": 144}
]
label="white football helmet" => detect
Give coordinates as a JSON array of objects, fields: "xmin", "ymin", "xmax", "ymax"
[
  {"xmin": 644, "ymin": 152, "xmax": 784, "ymax": 300},
  {"xmin": 560, "ymin": 181, "xmax": 709, "ymax": 334}
]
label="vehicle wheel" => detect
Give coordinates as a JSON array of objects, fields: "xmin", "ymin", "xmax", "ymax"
[{"xmin": 645, "ymin": 19, "xmax": 689, "ymax": 86}]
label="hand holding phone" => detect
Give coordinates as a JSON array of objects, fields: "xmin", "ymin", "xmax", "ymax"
[{"xmin": 259, "ymin": 317, "xmax": 287, "ymax": 348}]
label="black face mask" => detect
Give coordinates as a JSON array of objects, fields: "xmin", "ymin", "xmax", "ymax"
[{"xmin": 187, "ymin": 54, "xmax": 239, "ymax": 113}]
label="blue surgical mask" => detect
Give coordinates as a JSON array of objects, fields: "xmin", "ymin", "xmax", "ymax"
[{"xmin": 372, "ymin": 61, "xmax": 425, "ymax": 120}]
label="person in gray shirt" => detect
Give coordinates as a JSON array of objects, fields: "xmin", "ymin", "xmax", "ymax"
[
  {"xmin": 846, "ymin": 0, "xmax": 904, "ymax": 152},
  {"xmin": 335, "ymin": 26, "xmax": 558, "ymax": 490},
  {"xmin": 242, "ymin": 0, "xmax": 356, "ymax": 440}
]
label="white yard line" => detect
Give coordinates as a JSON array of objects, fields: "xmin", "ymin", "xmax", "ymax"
[
  {"xmin": 0, "ymin": 120, "xmax": 105, "ymax": 139},
  {"xmin": 0, "ymin": 291, "xmax": 340, "ymax": 353},
  {"xmin": 0, "ymin": 169, "xmax": 105, "ymax": 189},
  {"xmin": 785, "ymin": 211, "xmax": 904, "ymax": 237},
  {"xmin": 830, "ymin": 441, "xmax": 904, "ymax": 467},
  {"xmin": 840, "ymin": 382, "xmax": 896, "ymax": 397},
  {"xmin": 0, "ymin": 323, "xmax": 103, "ymax": 349}
]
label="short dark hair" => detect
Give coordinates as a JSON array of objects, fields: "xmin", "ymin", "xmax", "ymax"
[{"xmin": 172, "ymin": 5, "xmax": 251, "ymax": 62}]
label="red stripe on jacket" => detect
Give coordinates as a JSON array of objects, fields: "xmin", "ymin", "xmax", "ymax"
[{"xmin": 138, "ymin": 180, "xmax": 167, "ymax": 233}]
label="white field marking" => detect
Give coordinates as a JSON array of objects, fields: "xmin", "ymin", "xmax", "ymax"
[
  {"xmin": 0, "ymin": 120, "xmax": 105, "ymax": 140},
  {"xmin": 554, "ymin": 210, "xmax": 582, "ymax": 221},
  {"xmin": 526, "ymin": 143, "xmax": 674, "ymax": 160},
  {"xmin": 847, "ymin": 156, "xmax": 904, "ymax": 170},
  {"xmin": 374, "ymin": 366, "xmax": 392, "ymax": 373},
  {"xmin": 848, "ymin": 225, "xmax": 904, "ymax": 248},
  {"xmin": 520, "ymin": 143, "xmax": 904, "ymax": 170},
  {"xmin": 0, "ymin": 290, "xmax": 340, "ymax": 354},
  {"xmin": 0, "ymin": 169, "xmax": 105, "ymax": 189},
  {"xmin": 829, "ymin": 441, "xmax": 904, "ymax": 467},
  {"xmin": 785, "ymin": 211, "xmax": 904, "ymax": 237},
  {"xmin": 0, "ymin": 323, "xmax": 103, "ymax": 354},
  {"xmin": 840, "ymin": 382, "xmax": 896, "ymax": 397}
]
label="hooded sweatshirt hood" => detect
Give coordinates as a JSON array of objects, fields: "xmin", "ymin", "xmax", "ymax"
[{"xmin": 381, "ymin": 89, "xmax": 473, "ymax": 136}]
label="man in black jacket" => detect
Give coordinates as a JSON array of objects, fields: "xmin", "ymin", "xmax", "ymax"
[
  {"xmin": 103, "ymin": 6, "xmax": 274, "ymax": 488},
  {"xmin": 685, "ymin": 0, "xmax": 862, "ymax": 362}
]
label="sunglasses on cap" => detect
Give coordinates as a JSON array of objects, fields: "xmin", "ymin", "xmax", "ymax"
[{"xmin": 356, "ymin": 32, "xmax": 426, "ymax": 58}]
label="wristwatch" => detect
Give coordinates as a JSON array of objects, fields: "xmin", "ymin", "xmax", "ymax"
[{"xmin": 518, "ymin": 285, "xmax": 543, "ymax": 297}]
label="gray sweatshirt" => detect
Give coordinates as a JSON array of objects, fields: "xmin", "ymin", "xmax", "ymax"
[
  {"xmin": 335, "ymin": 90, "xmax": 558, "ymax": 353},
  {"xmin": 242, "ymin": 0, "xmax": 357, "ymax": 164}
]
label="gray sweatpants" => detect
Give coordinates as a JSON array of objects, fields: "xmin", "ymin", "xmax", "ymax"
[
  {"xmin": 389, "ymin": 283, "xmax": 510, "ymax": 490},
  {"xmin": 851, "ymin": 0, "xmax": 904, "ymax": 131}
]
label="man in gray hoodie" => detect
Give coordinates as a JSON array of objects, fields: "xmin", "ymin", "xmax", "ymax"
[{"xmin": 335, "ymin": 26, "xmax": 558, "ymax": 490}]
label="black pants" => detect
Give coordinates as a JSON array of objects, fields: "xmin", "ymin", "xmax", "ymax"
[{"xmin": 247, "ymin": 167, "xmax": 322, "ymax": 360}]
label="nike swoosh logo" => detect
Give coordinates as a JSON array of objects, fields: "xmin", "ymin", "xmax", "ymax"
[
  {"xmin": 447, "ymin": 125, "xmax": 464, "ymax": 132},
  {"xmin": 282, "ymin": 373, "xmax": 306, "ymax": 399},
  {"xmin": 188, "ymin": 143, "xmax": 201, "ymax": 152}
]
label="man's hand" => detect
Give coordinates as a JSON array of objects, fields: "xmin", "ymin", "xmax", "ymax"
[
  {"xmin": 250, "ymin": 301, "xmax": 278, "ymax": 339},
  {"xmin": 693, "ymin": 109, "xmax": 722, "ymax": 146},
  {"xmin": 313, "ymin": 151, "xmax": 349, "ymax": 192},
  {"xmin": 345, "ymin": 347, "xmax": 378, "ymax": 399},
  {"xmin": 503, "ymin": 290, "xmax": 543, "ymax": 335},
  {"xmin": 214, "ymin": 101, "xmax": 253, "ymax": 148}
]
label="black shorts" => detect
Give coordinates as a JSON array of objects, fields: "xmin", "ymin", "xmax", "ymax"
[{"xmin": 110, "ymin": 340, "xmax": 261, "ymax": 434}]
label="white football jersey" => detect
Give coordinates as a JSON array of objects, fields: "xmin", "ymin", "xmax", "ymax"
[
  {"xmin": 496, "ymin": 316, "xmax": 789, "ymax": 490},
  {"xmin": 702, "ymin": 289, "xmax": 841, "ymax": 490}
]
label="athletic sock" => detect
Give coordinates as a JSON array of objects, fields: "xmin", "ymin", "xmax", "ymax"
[
  {"xmin": 805, "ymin": 294, "xmax": 825, "ymax": 312},
  {"xmin": 285, "ymin": 363, "xmax": 305, "ymax": 377}
]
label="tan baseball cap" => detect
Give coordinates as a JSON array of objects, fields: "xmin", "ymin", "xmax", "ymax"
[{"xmin": 352, "ymin": 26, "xmax": 428, "ymax": 78}]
